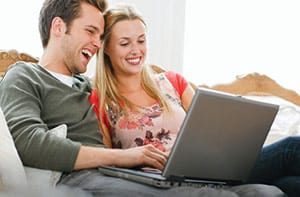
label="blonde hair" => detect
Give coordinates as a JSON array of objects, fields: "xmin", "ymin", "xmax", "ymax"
[{"xmin": 94, "ymin": 4, "xmax": 171, "ymax": 146}]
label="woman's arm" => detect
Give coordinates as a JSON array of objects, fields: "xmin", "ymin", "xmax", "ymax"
[
  {"xmin": 164, "ymin": 71, "xmax": 195, "ymax": 112},
  {"xmin": 181, "ymin": 84, "xmax": 195, "ymax": 112}
]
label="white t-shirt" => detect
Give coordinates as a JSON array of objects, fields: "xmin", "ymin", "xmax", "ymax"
[{"xmin": 45, "ymin": 69, "xmax": 73, "ymax": 87}]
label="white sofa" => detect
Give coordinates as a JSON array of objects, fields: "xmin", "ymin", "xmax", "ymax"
[
  {"xmin": 0, "ymin": 107, "xmax": 92, "ymax": 197},
  {"xmin": 0, "ymin": 107, "xmax": 27, "ymax": 191}
]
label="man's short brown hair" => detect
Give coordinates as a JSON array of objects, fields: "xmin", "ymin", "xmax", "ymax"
[{"xmin": 39, "ymin": 0, "xmax": 107, "ymax": 48}]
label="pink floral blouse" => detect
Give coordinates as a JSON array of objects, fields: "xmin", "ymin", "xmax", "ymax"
[{"xmin": 107, "ymin": 72, "xmax": 187, "ymax": 151}]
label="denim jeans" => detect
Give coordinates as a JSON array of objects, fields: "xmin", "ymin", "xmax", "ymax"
[
  {"xmin": 58, "ymin": 169, "xmax": 284, "ymax": 197},
  {"xmin": 249, "ymin": 136, "xmax": 300, "ymax": 197}
]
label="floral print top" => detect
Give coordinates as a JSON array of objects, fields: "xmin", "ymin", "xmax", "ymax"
[{"xmin": 107, "ymin": 72, "xmax": 187, "ymax": 151}]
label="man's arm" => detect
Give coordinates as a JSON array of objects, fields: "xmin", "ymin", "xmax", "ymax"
[
  {"xmin": 0, "ymin": 63, "xmax": 80, "ymax": 172},
  {"xmin": 74, "ymin": 145, "xmax": 168, "ymax": 171},
  {"xmin": 0, "ymin": 62, "xmax": 167, "ymax": 172}
]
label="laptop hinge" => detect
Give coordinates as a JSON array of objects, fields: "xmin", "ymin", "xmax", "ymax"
[{"xmin": 168, "ymin": 175, "xmax": 185, "ymax": 182}]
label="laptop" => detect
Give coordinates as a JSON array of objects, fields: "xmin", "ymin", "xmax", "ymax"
[{"xmin": 98, "ymin": 88, "xmax": 279, "ymax": 188}]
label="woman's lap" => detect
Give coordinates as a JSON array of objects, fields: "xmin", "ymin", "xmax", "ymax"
[{"xmin": 58, "ymin": 169, "xmax": 284, "ymax": 197}]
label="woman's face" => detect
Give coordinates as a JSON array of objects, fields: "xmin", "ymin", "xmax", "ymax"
[{"xmin": 105, "ymin": 19, "xmax": 147, "ymax": 77}]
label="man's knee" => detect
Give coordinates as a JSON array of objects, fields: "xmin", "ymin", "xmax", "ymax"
[{"xmin": 228, "ymin": 184, "xmax": 285, "ymax": 197}]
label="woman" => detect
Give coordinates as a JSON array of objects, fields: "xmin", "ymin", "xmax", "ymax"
[
  {"xmin": 90, "ymin": 4, "xmax": 194, "ymax": 152},
  {"xmin": 90, "ymin": 4, "xmax": 299, "ymax": 196}
]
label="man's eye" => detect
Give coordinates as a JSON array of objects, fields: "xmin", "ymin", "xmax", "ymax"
[{"xmin": 87, "ymin": 29, "xmax": 94, "ymax": 34}]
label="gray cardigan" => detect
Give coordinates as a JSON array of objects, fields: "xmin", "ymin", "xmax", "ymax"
[{"xmin": 0, "ymin": 62, "xmax": 103, "ymax": 172}]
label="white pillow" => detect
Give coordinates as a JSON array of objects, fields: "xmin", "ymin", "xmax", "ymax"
[
  {"xmin": 24, "ymin": 124, "xmax": 67, "ymax": 189},
  {"xmin": 245, "ymin": 95, "xmax": 300, "ymax": 145},
  {"xmin": 0, "ymin": 107, "xmax": 27, "ymax": 191},
  {"xmin": 0, "ymin": 106, "xmax": 67, "ymax": 191}
]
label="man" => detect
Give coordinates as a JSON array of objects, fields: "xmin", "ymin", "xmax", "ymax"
[{"xmin": 0, "ymin": 0, "xmax": 284, "ymax": 196}]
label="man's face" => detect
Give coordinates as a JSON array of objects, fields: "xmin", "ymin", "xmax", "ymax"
[{"xmin": 61, "ymin": 2, "xmax": 104, "ymax": 75}]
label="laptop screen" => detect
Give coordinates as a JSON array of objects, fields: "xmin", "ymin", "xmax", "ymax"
[{"xmin": 163, "ymin": 88, "xmax": 279, "ymax": 183}]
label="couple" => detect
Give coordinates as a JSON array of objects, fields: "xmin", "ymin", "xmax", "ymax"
[{"xmin": 0, "ymin": 0, "xmax": 299, "ymax": 196}]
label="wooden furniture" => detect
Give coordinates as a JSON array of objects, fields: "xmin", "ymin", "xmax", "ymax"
[
  {"xmin": 201, "ymin": 73, "xmax": 300, "ymax": 106},
  {"xmin": 151, "ymin": 64, "xmax": 300, "ymax": 107},
  {"xmin": 0, "ymin": 49, "xmax": 38, "ymax": 77}
]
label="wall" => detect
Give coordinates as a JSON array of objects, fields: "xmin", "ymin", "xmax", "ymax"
[
  {"xmin": 0, "ymin": 1, "xmax": 43, "ymax": 58},
  {"xmin": 3, "ymin": 1, "xmax": 299, "ymax": 95},
  {"xmin": 0, "ymin": 1, "xmax": 186, "ymax": 78},
  {"xmin": 183, "ymin": 0, "xmax": 300, "ymax": 94}
]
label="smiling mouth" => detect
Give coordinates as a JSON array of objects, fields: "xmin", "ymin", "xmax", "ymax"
[
  {"xmin": 81, "ymin": 49, "xmax": 92, "ymax": 60},
  {"xmin": 127, "ymin": 57, "xmax": 141, "ymax": 65}
]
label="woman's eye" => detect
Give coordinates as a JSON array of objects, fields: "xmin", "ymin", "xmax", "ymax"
[
  {"xmin": 138, "ymin": 40, "xmax": 145, "ymax": 44},
  {"xmin": 120, "ymin": 43, "xmax": 129, "ymax": 46}
]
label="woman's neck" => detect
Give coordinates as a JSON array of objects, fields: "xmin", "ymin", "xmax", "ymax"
[
  {"xmin": 117, "ymin": 74, "xmax": 143, "ymax": 93},
  {"xmin": 116, "ymin": 73, "xmax": 157, "ymax": 107}
]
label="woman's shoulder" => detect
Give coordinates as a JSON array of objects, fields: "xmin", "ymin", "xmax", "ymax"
[{"xmin": 158, "ymin": 70, "xmax": 188, "ymax": 97}]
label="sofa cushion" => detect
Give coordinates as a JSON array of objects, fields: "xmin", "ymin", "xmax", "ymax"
[
  {"xmin": 0, "ymin": 107, "xmax": 27, "ymax": 191},
  {"xmin": 24, "ymin": 124, "xmax": 67, "ymax": 188},
  {"xmin": 0, "ymin": 107, "xmax": 67, "ymax": 191}
]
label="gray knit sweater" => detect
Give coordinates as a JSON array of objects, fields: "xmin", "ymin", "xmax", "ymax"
[{"xmin": 0, "ymin": 62, "xmax": 103, "ymax": 172}]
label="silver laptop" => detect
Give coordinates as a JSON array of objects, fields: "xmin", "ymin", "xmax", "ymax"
[{"xmin": 98, "ymin": 88, "xmax": 279, "ymax": 188}]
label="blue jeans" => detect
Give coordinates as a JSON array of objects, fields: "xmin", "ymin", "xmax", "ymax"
[
  {"xmin": 249, "ymin": 136, "xmax": 300, "ymax": 197},
  {"xmin": 58, "ymin": 169, "xmax": 283, "ymax": 197}
]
